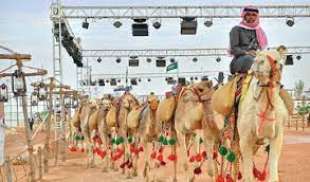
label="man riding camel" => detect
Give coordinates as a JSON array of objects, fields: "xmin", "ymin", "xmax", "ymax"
[{"xmin": 229, "ymin": 6, "xmax": 268, "ymax": 74}]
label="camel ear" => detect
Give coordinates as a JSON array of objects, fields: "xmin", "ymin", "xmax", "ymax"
[{"xmin": 207, "ymin": 80, "xmax": 213, "ymax": 88}]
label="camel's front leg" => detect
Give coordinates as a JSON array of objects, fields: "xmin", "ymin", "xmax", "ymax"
[
  {"xmin": 176, "ymin": 132, "xmax": 192, "ymax": 182},
  {"xmin": 268, "ymin": 125, "xmax": 284, "ymax": 182},
  {"xmin": 102, "ymin": 133, "xmax": 110, "ymax": 172},
  {"xmin": 202, "ymin": 129, "xmax": 218, "ymax": 178},
  {"xmin": 142, "ymin": 140, "xmax": 151, "ymax": 182},
  {"xmin": 239, "ymin": 136, "xmax": 255, "ymax": 182}
]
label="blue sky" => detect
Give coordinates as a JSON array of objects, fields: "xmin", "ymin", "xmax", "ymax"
[{"xmin": 1, "ymin": 0, "xmax": 310, "ymax": 95}]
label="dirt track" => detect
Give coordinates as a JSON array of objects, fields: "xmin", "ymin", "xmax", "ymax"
[{"xmin": 4, "ymin": 128, "xmax": 310, "ymax": 182}]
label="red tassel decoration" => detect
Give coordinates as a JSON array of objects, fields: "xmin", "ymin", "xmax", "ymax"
[
  {"xmin": 215, "ymin": 175, "xmax": 225, "ymax": 182},
  {"xmin": 151, "ymin": 151, "xmax": 157, "ymax": 159},
  {"xmin": 193, "ymin": 167, "xmax": 202, "ymax": 175},
  {"xmin": 168, "ymin": 154, "xmax": 177, "ymax": 161},
  {"xmin": 225, "ymin": 174, "xmax": 234, "ymax": 182}
]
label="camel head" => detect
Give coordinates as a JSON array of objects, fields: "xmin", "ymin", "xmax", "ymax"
[
  {"xmin": 147, "ymin": 93, "xmax": 159, "ymax": 111},
  {"xmin": 121, "ymin": 92, "xmax": 140, "ymax": 110},
  {"xmin": 87, "ymin": 99, "xmax": 98, "ymax": 110},
  {"xmin": 252, "ymin": 50, "xmax": 283, "ymax": 87},
  {"xmin": 101, "ymin": 94, "xmax": 113, "ymax": 111}
]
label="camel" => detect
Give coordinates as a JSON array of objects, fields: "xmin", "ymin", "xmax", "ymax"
[
  {"xmin": 174, "ymin": 80, "xmax": 224, "ymax": 182},
  {"xmin": 126, "ymin": 93, "xmax": 160, "ymax": 181},
  {"xmin": 104, "ymin": 91, "xmax": 140, "ymax": 176},
  {"xmin": 237, "ymin": 50, "xmax": 288, "ymax": 182}
]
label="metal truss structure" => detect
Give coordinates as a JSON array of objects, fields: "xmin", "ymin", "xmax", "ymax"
[
  {"xmin": 49, "ymin": 0, "xmax": 310, "ymax": 90},
  {"xmin": 50, "ymin": 4, "xmax": 310, "ymax": 19},
  {"xmin": 82, "ymin": 46, "xmax": 310, "ymax": 58}
]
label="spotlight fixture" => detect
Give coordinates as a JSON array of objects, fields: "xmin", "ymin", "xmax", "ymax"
[
  {"xmin": 147, "ymin": 78, "xmax": 151, "ymax": 82},
  {"xmin": 146, "ymin": 58, "xmax": 152, "ymax": 63},
  {"xmin": 117, "ymin": 79, "xmax": 121, "ymax": 83},
  {"xmin": 113, "ymin": 20, "xmax": 122, "ymax": 28},
  {"xmin": 201, "ymin": 75, "xmax": 209, "ymax": 81},
  {"xmin": 192, "ymin": 57, "xmax": 198, "ymax": 62},
  {"xmin": 181, "ymin": 17, "xmax": 197, "ymax": 35},
  {"xmin": 138, "ymin": 78, "xmax": 142, "ymax": 82},
  {"xmin": 82, "ymin": 19, "xmax": 89, "ymax": 29},
  {"xmin": 194, "ymin": 77, "xmax": 198, "ymax": 80},
  {"xmin": 204, "ymin": 19, "xmax": 213, "ymax": 27},
  {"xmin": 170, "ymin": 58, "xmax": 176, "ymax": 63},
  {"xmin": 97, "ymin": 57, "xmax": 102, "ymax": 63},
  {"xmin": 286, "ymin": 17, "xmax": 294, "ymax": 27},
  {"xmin": 116, "ymin": 58, "xmax": 121, "ymax": 63},
  {"xmin": 98, "ymin": 79, "xmax": 105, "ymax": 86},
  {"xmin": 296, "ymin": 55, "xmax": 302, "ymax": 60},
  {"xmin": 216, "ymin": 57, "xmax": 221, "ymax": 62},
  {"xmin": 178, "ymin": 77, "xmax": 186, "ymax": 86},
  {"xmin": 190, "ymin": 77, "xmax": 194, "ymax": 81},
  {"xmin": 153, "ymin": 20, "xmax": 161, "ymax": 29},
  {"xmin": 130, "ymin": 78, "xmax": 138, "ymax": 85}
]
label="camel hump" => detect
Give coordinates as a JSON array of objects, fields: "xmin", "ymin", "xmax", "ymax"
[
  {"xmin": 156, "ymin": 96, "xmax": 176, "ymax": 123},
  {"xmin": 127, "ymin": 107, "xmax": 145, "ymax": 129},
  {"xmin": 106, "ymin": 106, "xmax": 117, "ymax": 127},
  {"xmin": 211, "ymin": 77, "xmax": 237, "ymax": 116}
]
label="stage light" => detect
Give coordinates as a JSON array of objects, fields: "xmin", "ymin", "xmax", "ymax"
[
  {"xmin": 218, "ymin": 72, "xmax": 224, "ymax": 83},
  {"xmin": 116, "ymin": 58, "xmax": 121, "ymax": 63},
  {"xmin": 146, "ymin": 58, "xmax": 152, "ymax": 63},
  {"xmin": 296, "ymin": 55, "xmax": 302, "ymax": 60},
  {"xmin": 201, "ymin": 75, "xmax": 209, "ymax": 81},
  {"xmin": 153, "ymin": 20, "xmax": 161, "ymax": 29},
  {"xmin": 97, "ymin": 57, "xmax": 102, "ymax": 63},
  {"xmin": 192, "ymin": 57, "xmax": 198, "ymax": 62},
  {"xmin": 113, "ymin": 20, "xmax": 122, "ymax": 28},
  {"xmin": 286, "ymin": 17, "xmax": 294, "ymax": 27},
  {"xmin": 82, "ymin": 19, "xmax": 89, "ymax": 29},
  {"xmin": 204, "ymin": 19, "xmax": 213, "ymax": 27},
  {"xmin": 285, "ymin": 55, "xmax": 294, "ymax": 65},
  {"xmin": 147, "ymin": 78, "xmax": 151, "ymax": 82},
  {"xmin": 98, "ymin": 79, "xmax": 105, "ymax": 86},
  {"xmin": 216, "ymin": 57, "xmax": 221, "ymax": 62},
  {"xmin": 170, "ymin": 58, "xmax": 176, "ymax": 63}
]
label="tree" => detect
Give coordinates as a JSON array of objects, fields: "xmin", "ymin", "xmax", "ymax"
[{"xmin": 294, "ymin": 80, "xmax": 304, "ymax": 99}]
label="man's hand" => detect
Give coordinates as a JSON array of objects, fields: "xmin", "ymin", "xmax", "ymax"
[{"xmin": 246, "ymin": 50, "xmax": 256, "ymax": 57}]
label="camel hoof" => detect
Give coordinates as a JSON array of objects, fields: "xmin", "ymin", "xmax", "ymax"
[
  {"xmin": 183, "ymin": 163, "xmax": 188, "ymax": 171},
  {"xmin": 102, "ymin": 167, "xmax": 108, "ymax": 173},
  {"xmin": 133, "ymin": 170, "xmax": 138, "ymax": 177}
]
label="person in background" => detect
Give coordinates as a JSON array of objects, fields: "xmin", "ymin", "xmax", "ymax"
[{"xmin": 229, "ymin": 6, "xmax": 268, "ymax": 74}]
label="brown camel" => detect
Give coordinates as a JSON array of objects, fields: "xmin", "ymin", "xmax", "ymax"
[{"xmin": 174, "ymin": 80, "xmax": 223, "ymax": 182}]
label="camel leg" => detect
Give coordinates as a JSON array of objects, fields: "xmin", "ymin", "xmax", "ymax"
[
  {"xmin": 239, "ymin": 136, "xmax": 254, "ymax": 182},
  {"xmin": 268, "ymin": 125, "xmax": 283, "ymax": 182},
  {"xmin": 102, "ymin": 134, "xmax": 109, "ymax": 172},
  {"xmin": 202, "ymin": 128, "xmax": 217, "ymax": 177},
  {"xmin": 132, "ymin": 140, "xmax": 139, "ymax": 177},
  {"xmin": 171, "ymin": 130, "xmax": 178, "ymax": 182},
  {"xmin": 176, "ymin": 132, "xmax": 191, "ymax": 182},
  {"xmin": 143, "ymin": 140, "xmax": 151, "ymax": 182}
]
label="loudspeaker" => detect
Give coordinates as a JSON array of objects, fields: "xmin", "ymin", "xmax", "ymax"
[
  {"xmin": 178, "ymin": 77, "xmax": 186, "ymax": 86},
  {"xmin": 110, "ymin": 78, "xmax": 117, "ymax": 86},
  {"xmin": 98, "ymin": 79, "xmax": 105, "ymax": 86},
  {"xmin": 130, "ymin": 78, "xmax": 138, "ymax": 85},
  {"xmin": 129, "ymin": 59, "xmax": 139, "ymax": 67},
  {"xmin": 156, "ymin": 59, "xmax": 166, "ymax": 67},
  {"xmin": 181, "ymin": 18, "xmax": 197, "ymax": 35},
  {"xmin": 132, "ymin": 23, "xmax": 149, "ymax": 36},
  {"xmin": 285, "ymin": 55, "xmax": 294, "ymax": 65}
]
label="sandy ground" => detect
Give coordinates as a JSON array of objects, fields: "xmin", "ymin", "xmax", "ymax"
[{"xmin": 3, "ymin": 127, "xmax": 310, "ymax": 182}]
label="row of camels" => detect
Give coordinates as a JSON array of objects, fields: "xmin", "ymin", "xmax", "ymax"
[{"xmin": 69, "ymin": 50, "xmax": 290, "ymax": 182}]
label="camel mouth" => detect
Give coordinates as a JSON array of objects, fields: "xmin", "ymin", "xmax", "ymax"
[{"xmin": 149, "ymin": 101, "xmax": 159, "ymax": 110}]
